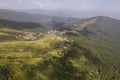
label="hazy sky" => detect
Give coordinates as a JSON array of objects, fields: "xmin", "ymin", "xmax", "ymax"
[{"xmin": 0, "ymin": 0, "xmax": 120, "ymax": 18}]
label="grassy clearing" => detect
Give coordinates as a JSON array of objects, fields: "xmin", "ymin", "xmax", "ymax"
[{"xmin": 0, "ymin": 33, "xmax": 66, "ymax": 61}]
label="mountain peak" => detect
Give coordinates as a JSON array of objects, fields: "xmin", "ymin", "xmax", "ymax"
[{"xmin": 93, "ymin": 16, "xmax": 117, "ymax": 21}]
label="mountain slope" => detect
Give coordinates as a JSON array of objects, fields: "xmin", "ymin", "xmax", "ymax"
[
  {"xmin": 86, "ymin": 16, "xmax": 120, "ymax": 37},
  {"xmin": 0, "ymin": 14, "xmax": 120, "ymax": 80},
  {"xmin": 0, "ymin": 19, "xmax": 46, "ymax": 41},
  {"xmin": 71, "ymin": 16, "xmax": 120, "ymax": 41}
]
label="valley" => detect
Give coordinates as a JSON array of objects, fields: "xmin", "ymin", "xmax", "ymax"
[{"xmin": 0, "ymin": 9, "xmax": 120, "ymax": 80}]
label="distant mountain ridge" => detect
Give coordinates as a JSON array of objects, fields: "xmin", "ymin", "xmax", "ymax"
[
  {"xmin": 0, "ymin": 19, "xmax": 43, "ymax": 30},
  {"xmin": 0, "ymin": 9, "xmax": 120, "ymax": 39},
  {"xmin": 0, "ymin": 9, "xmax": 52, "ymax": 23},
  {"xmin": 20, "ymin": 9, "xmax": 68, "ymax": 17}
]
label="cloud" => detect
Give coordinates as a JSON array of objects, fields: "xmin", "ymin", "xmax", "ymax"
[
  {"xmin": 16, "ymin": 0, "xmax": 23, "ymax": 4},
  {"xmin": 55, "ymin": 4, "xmax": 60, "ymax": 7},
  {"xmin": 51, "ymin": 0, "xmax": 57, "ymax": 1},
  {"xmin": 35, "ymin": 2, "xmax": 43, "ymax": 8},
  {"xmin": 0, "ymin": 3, "xmax": 8, "ymax": 8}
]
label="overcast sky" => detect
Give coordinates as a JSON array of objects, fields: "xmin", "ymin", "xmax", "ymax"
[{"xmin": 0, "ymin": 0, "xmax": 120, "ymax": 18}]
